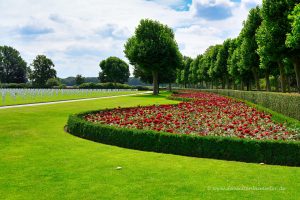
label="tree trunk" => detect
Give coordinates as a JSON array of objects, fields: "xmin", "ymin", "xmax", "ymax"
[
  {"xmin": 275, "ymin": 76, "xmax": 279, "ymax": 92},
  {"xmin": 287, "ymin": 76, "xmax": 291, "ymax": 93},
  {"xmin": 241, "ymin": 81, "xmax": 244, "ymax": 90},
  {"xmin": 226, "ymin": 76, "xmax": 230, "ymax": 89},
  {"xmin": 246, "ymin": 81, "xmax": 250, "ymax": 91},
  {"xmin": 221, "ymin": 78, "xmax": 225, "ymax": 89},
  {"xmin": 252, "ymin": 68, "xmax": 260, "ymax": 91},
  {"xmin": 278, "ymin": 61, "xmax": 287, "ymax": 93},
  {"xmin": 152, "ymin": 71, "xmax": 159, "ymax": 95},
  {"xmin": 168, "ymin": 83, "xmax": 172, "ymax": 91},
  {"xmin": 265, "ymin": 69, "xmax": 271, "ymax": 92},
  {"xmin": 292, "ymin": 57, "xmax": 300, "ymax": 93}
]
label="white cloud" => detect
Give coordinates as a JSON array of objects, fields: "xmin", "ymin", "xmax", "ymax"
[{"xmin": 0, "ymin": 0, "xmax": 261, "ymax": 77}]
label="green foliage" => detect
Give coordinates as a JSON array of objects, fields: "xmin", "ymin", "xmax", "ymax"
[
  {"xmin": 67, "ymin": 111, "xmax": 300, "ymax": 166},
  {"xmin": 75, "ymin": 74, "xmax": 85, "ymax": 85},
  {"xmin": 99, "ymin": 57, "xmax": 130, "ymax": 84},
  {"xmin": 257, "ymin": 0, "xmax": 290, "ymax": 61},
  {"xmin": 29, "ymin": 55, "xmax": 56, "ymax": 87},
  {"xmin": 60, "ymin": 77, "xmax": 99, "ymax": 86},
  {"xmin": 240, "ymin": 6, "xmax": 262, "ymax": 89},
  {"xmin": 78, "ymin": 82, "xmax": 134, "ymax": 89},
  {"xmin": 215, "ymin": 39, "xmax": 231, "ymax": 87},
  {"xmin": 124, "ymin": 19, "xmax": 182, "ymax": 95},
  {"xmin": 201, "ymin": 89, "xmax": 300, "ymax": 121},
  {"xmin": 227, "ymin": 38, "xmax": 242, "ymax": 83},
  {"xmin": 207, "ymin": 45, "xmax": 222, "ymax": 80},
  {"xmin": 0, "ymin": 82, "xmax": 31, "ymax": 88},
  {"xmin": 286, "ymin": 4, "xmax": 300, "ymax": 49},
  {"xmin": 46, "ymin": 78, "xmax": 61, "ymax": 88},
  {"xmin": 176, "ymin": 56, "xmax": 193, "ymax": 86},
  {"xmin": 0, "ymin": 46, "xmax": 27, "ymax": 83}
]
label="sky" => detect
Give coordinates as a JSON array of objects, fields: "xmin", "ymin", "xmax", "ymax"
[{"xmin": 0, "ymin": 0, "xmax": 261, "ymax": 78}]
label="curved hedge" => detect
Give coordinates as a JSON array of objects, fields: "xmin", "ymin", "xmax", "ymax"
[
  {"xmin": 199, "ymin": 89, "xmax": 300, "ymax": 120},
  {"xmin": 67, "ymin": 110, "xmax": 300, "ymax": 166}
]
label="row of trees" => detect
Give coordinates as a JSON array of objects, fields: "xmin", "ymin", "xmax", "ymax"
[
  {"xmin": 0, "ymin": 45, "xmax": 130, "ymax": 87},
  {"xmin": 0, "ymin": 46, "xmax": 58, "ymax": 87},
  {"xmin": 3, "ymin": 1, "xmax": 299, "ymax": 93},
  {"xmin": 177, "ymin": 1, "xmax": 300, "ymax": 93}
]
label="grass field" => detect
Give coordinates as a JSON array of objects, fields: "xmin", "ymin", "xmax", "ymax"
[
  {"xmin": 0, "ymin": 90, "xmax": 142, "ymax": 106},
  {"xmin": 0, "ymin": 92, "xmax": 299, "ymax": 199}
]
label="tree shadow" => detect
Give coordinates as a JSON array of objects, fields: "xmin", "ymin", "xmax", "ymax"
[{"xmin": 130, "ymin": 91, "xmax": 173, "ymax": 99}]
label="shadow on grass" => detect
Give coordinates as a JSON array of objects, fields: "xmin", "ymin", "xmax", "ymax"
[{"xmin": 130, "ymin": 91, "xmax": 173, "ymax": 99}]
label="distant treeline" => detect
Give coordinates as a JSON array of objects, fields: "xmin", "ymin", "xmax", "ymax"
[{"xmin": 60, "ymin": 77, "xmax": 149, "ymax": 86}]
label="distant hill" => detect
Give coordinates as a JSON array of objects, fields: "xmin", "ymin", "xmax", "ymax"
[{"xmin": 60, "ymin": 77, "xmax": 149, "ymax": 86}]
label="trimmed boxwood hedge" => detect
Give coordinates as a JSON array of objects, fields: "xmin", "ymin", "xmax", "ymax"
[
  {"xmin": 199, "ymin": 89, "xmax": 300, "ymax": 120},
  {"xmin": 67, "ymin": 110, "xmax": 300, "ymax": 166}
]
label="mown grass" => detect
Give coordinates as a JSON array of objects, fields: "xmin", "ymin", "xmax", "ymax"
[
  {"xmin": 0, "ymin": 92, "xmax": 299, "ymax": 199},
  {"xmin": 0, "ymin": 90, "xmax": 142, "ymax": 106}
]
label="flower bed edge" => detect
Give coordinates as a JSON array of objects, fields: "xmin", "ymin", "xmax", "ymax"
[{"xmin": 67, "ymin": 110, "xmax": 300, "ymax": 166}]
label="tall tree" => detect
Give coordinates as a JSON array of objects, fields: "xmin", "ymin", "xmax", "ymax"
[
  {"xmin": 286, "ymin": 3, "xmax": 300, "ymax": 92},
  {"xmin": 124, "ymin": 19, "xmax": 182, "ymax": 95},
  {"xmin": 99, "ymin": 57, "xmax": 130, "ymax": 84},
  {"xmin": 30, "ymin": 55, "xmax": 56, "ymax": 87},
  {"xmin": 176, "ymin": 56, "xmax": 193, "ymax": 88},
  {"xmin": 256, "ymin": 0, "xmax": 294, "ymax": 92},
  {"xmin": 75, "ymin": 74, "xmax": 85, "ymax": 85},
  {"xmin": 0, "ymin": 46, "xmax": 27, "ymax": 83},
  {"xmin": 207, "ymin": 45, "xmax": 222, "ymax": 88},
  {"xmin": 189, "ymin": 55, "xmax": 202, "ymax": 87},
  {"xmin": 240, "ymin": 6, "xmax": 262, "ymax": 90},
  {"xmin": 216, "ymin": 39, "xmax": 231, "ymax": 89},
  {"xmin": 227, "ymin": 37, "xmax": 253, "ymax": 90}
]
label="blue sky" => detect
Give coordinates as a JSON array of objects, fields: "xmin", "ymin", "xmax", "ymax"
[{"xmin": 0, "ymin": 0, "xmax": 261, "ymax": 78}]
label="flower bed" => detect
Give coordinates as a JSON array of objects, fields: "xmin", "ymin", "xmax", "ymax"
[
  {"xmin": 67, "ymin": 91, "xmax": 300, "ymax": 166},
  {"xmin": 85, "ymin": 92, "xmax": 298, "ymax": 141}
]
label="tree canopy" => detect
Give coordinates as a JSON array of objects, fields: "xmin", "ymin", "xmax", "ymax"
[
  {"xmin": 286, "ymin": 3, "xmax": 300, "ymax": 92},
  {"xmin": 124, "ymin": 19, "xmax": 182, "ymax": 95},
  {"xmin": 99, "ymin": 57, "xmax": 130, "ymax": 84},
  {"xmin": 75, "ymin": 74, "xmax": 85, "ymax": 85},
  {"xmin": 0, "ymin": 46, "xmax": 27, "ymax": 83},
  {"xmin": 29, "ymin": 55, "xmax": 56, "ymax": 87}
]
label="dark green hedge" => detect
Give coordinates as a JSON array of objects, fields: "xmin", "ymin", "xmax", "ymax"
[
  {"xmin": 199, "ymin": 89, "xmax": 300, "ymax": 120},
  {"xmin": 79, "ymin": 82, "xmax": 133, "ymax": 89},
  {"xmin": 67, "ymin": 112, "xmax": 300, "ymax": 166},
  {"xmin": 78, "ymin": 82, "xmax": 150, "ymax": 91},
  {"xmin": 0, "ymin": 83, "xmax": 31, "ymax": 88}
]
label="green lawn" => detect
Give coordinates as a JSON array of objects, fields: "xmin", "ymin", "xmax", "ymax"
[
  {"xmin": 0, "ymin": 90, "xmax": 142, "ymax": 106},
  {"xmin": 0, "ymin": 92, "xmax": 299, "ymax": 199}
]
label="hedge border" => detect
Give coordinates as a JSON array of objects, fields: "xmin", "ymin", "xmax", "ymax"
[
  {"xmin": 197, "ymin": 89, "xmax": 300, "ymax": 121},
  {"xmin": 67, "ymin": 109, "xmax": 300, "ymax": 166}
]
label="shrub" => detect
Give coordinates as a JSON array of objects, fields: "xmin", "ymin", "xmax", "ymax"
[
  {"xmin": 135, "ymin": 85, "xmax": 151, "ymax": 91},
  {"xmin": 67, "ymin": 111, "xmax": 300, "ymax": 166},
  {"xmin": 78, "ymin": 82, "xmax": 97, "ymax": 89},
  {"xmin": 78, "ymin": 82, "xmax": 149, "ymax": 90},
  {"xmin": 199, "ymin": 89, "xmax": 300, "ymax": 120},
  {"xmin": 46, "ymin": 78, "xmax": 61, "ymax": 88},
  {"xmin": 0, "ymin": 83, "xmax": 31, "ymax": 88}
]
